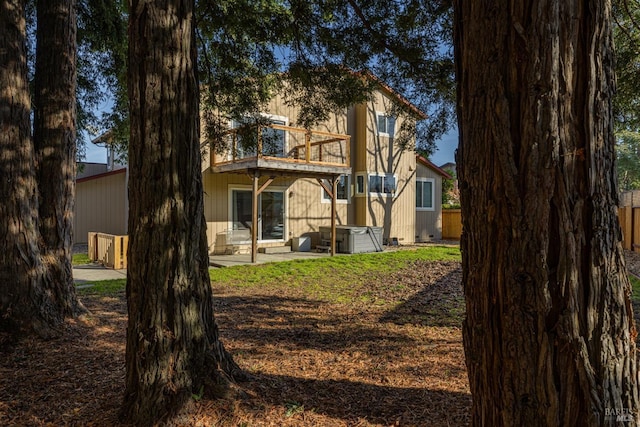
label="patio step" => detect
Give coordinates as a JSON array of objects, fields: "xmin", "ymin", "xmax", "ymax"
[{"xmin": 259, "ymin": 246, "xmax": 292, "ymax": 254}]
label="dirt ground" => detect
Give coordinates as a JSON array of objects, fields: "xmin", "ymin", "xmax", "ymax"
[{"xmin": 1, "ymin": 250, "xmax": 640, "ymax": 426}]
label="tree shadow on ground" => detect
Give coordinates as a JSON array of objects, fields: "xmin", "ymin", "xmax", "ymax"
[
  {"xmin": 378, "ymin": 269, "xmax": 465, "ymax": 328},
  {"xmin": 0, "ymin": 271, "xmax": 470, "ymax": 426},
  {"xmin": 222, "ymin": 372, "xmax": 471, "ymax": 426},
  {"xmin": 215, "ymin": 294, "xmax": 417, "ymax": 354}
]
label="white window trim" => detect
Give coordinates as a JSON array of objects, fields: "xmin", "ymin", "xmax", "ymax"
[
  {"xmin": 228, "ymin": 114, "xmax": 290, "ymax": 159},
  {"xmin": 321, "ymin": 175, "xmax": 351, "ymax": 204},
  {"xmin": 416, "ymin": 178, "xmax": 435, "ymax": 211},
  {"xmin": 376, "ymin": 111, "xmax": 395, "ymax": 137},
  {"xmin": 228, "ymin": 185, "xmax": 288, "ymax": 243},
  {"xmin": 229, "ymin": 113, "xmax": 289, "ymax": 129},
  {"xmin": 368, "ymin": 173, "xmax": 397, "ymax": 196}
]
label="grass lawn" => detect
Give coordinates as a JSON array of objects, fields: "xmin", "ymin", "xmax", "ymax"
[
  {"xmin": 76, "ymin": 246, "xmax": 461, "ymax": 302},
  {"xmin": 72, "ymin": 252, "xmax": 91, "ymax": 265},
  {"xmin": 630, "ymin": 275, "xmax": 640, "ymax": 304},
  {"xmin": 209, "ymin": 246, "xmax": 461, "ymax": 304}
]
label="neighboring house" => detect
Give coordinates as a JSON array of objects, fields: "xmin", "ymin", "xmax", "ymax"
[
  {"xmin": 440, "ymin": 161, "xmax": 456, "ymax": 174},
  {"xmin": 415, "ymin": 156, "xmax": 452, "ymax": 242},
  {"xmin": 439, "ymin": 161, "xmax": 458, "ymax": 199},
  {"xmin": 74, "ymin": 77, "xmax": 450, "ymax": 257},
  {"xmin": 74, "ymin": 167, "xmax": 128, "ymax": 243},
  {"xmin": 77, "ymin": 162, "xmax": 109, "ymax": 179}
]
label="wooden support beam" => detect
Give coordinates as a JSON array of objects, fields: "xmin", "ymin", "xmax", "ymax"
[
  {"xmin": 257, "ymin": 176, "xmax": 276, "ymax": 196},
  {"xmin": 251, "ymin": 172, "xmax": 259, "ymax": 263},
  {"xmin": 317, "ymin": 178, "xmax": 334, "ymax": 197},
  {"xmin": 317, "ymin": 176, "xmax": 339, "ymax": 256},
  {"xmin": 331, "ymin": 176, "xmax": 338, "ymax": 257}
]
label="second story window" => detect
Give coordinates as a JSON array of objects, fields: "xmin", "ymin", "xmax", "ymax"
[
  {"xmin": 231, "ymin": 115, "xmax": 287, "ymax": 159},
  {"xmin": 376, "ymin": 113, "xmax": 396, "ymax": 137}
]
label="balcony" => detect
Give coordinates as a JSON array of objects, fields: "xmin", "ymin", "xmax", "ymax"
[{"xmin": 209, "ymin": 123, "xmax": 351, "ymax": 177}]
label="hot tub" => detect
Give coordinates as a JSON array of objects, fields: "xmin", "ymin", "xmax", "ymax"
[{"xmin": 319, "ymin": 225, "xmax": 384, "ymax": 254}]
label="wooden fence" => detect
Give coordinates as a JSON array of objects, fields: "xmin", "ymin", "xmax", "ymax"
[
  {"xmin": 441, "ymin": 206, "xmax": 639, "ymax": 247},
  {"xmin": 442, "ymin": 209, "xmax": 462, "ymax": 240},
  {"xmin": 88, "ymin": 232, "xmax": 129, "ymax": 269},
  {"xmin": 619, "ymin": 206, "xmax": 640, "ymax": 252}
]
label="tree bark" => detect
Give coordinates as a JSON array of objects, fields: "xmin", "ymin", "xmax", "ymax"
[
  {"xmin": 454, "ymin": 1, "xmax": 639, "ymax": 425},
  {"xmin": 34, "ymin": 0, "xmax": 84, "ymax": 318},
  {"xmin": 0, "ymin": 0, "xmax": 63, "ymax": 338},
  {"xmin": 121, "ymin": 1, "xmax": 241, "ymax": 424}
]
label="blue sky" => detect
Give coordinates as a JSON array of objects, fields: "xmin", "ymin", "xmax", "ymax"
[
  {"xmin": 429, "ymin": 127, "xmax": 458, "ymax": 166},
  {"xmin": 84, "ymin": 142, "xmax": 108, "ymax": 163}
]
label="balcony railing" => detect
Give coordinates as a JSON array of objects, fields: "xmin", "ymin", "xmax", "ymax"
[{"xmin": 210, "ymin": 123, "xmax": 350, "ymax": 168}]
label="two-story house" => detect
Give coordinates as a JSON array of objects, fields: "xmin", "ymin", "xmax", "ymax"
[
  {"xmin": 74, "ymin": 77, "xmax": 450, "ymax": 263},
  {"xmin": 201, "ymin": 78, "xmax": 427, "ymax": 259}
]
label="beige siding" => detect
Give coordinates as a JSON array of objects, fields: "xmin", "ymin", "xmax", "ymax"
[
  {"xmin": 74, "ymin": 170, "xmax": 128, "ymax": 243},
  {"xmin": 203, "ymin": 94, "xmax": 352, "ymax": 253},
  {"xmin": 415, "ymin": 164, "xmax": 443, "ymax": 241},
  {"xmin": 350, "ymin": 91, "xmax": 417, "ymax": 244},
  {"xmin": 203, "ymin": 172, "xmax": 350, "ymax": 253}
]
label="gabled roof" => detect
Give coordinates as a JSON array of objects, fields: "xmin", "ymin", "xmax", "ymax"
[
  {"xmin": 416, "ymin": 155, "xmax": 453, "ymax": 179},
  {"xmin": 361, "ymin": 71, "xmax": 427, "ymax": 120}
]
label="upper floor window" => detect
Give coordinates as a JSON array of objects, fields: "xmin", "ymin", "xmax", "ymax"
[
  {"xmin": 416, "ymin": 178, "xmax": 435, "ymax": 210},
  {"xmin": 322, "ymin": 175, "xmax": 350, "ymax": 203},
  {"xmin": 376, "ymin": 112, "xmax": 396, "ymax": 137},
  {"xmin": 231, "ymin": 114, "xmax": 287, "ymax": 158}
]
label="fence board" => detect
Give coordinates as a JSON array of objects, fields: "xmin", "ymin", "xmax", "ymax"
[
  {"xmin": 88, "ymin": 232, "xmax": 128, "ymax": 269},
  {"xmin": 442, "ymin": 209, "xmax": 462, "ymax": 240},
  {"xmin": 634, "ymin": 209, "xmax": 640, "ymax": 253}
]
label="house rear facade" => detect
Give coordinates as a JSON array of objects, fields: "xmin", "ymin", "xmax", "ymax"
[
  {"xmin": 74, "ymin": 79, "xmax": 449, "ymax": 255},
  {"xmin": 201, "ymin": 83, "xmax": 423, "ymax": 254}
]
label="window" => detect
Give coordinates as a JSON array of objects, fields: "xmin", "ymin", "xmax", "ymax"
[
  {"xmin": 376, "ymin": 112, "xmax": 396, "ymax": 136},
  {"xmin": 231, "ymin": 115, "xmax": 287, "ymax": 159},
  {"xmin": 261, "ymin": 119, "xmax": 286, "ymax": 157},
  {"xmin": 416, "ymin": 178, "xmax": 435, "ymax": 210},
  {"xmin": 355, "ymin": 174, "xmax": 365, "ymax": 195},
  {"xmin": 231, "ymin": 188, "xmax": 285, "ymax": 242},
  {"xmin": 322, "ymin": 175, "xmax": 350, "ymax": 203},
  {"xmin": 369, "ymin": 174, "xmax": 396, "ymax": 195}
]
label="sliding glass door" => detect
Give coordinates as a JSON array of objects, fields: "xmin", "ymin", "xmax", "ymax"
[{"xmin": 231, "ymin": 189, "xmax": 285, "ymax": 242}]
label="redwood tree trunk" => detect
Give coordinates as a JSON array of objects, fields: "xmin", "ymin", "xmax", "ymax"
[
  {"xmin": 34, "ymin": 0, "xmax": 84, "ymax": 318},
  {"xmin": 0, "ymin": 0, "xmax": 63, "ymax": 338},
  {"xmin": 121, "ymin": 1, "xmax": 240, "ymax": 424},
  {"xmin": 454, "ymin": 1, "xmax": 639, "ymax": 425}
]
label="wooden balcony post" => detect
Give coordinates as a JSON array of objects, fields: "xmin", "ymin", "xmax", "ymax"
[
  {"xmin": 257, "ymin": 125, "xmax": 263, "ymax": 159},
  {"xmin": 232, "ymin": 131, "xmax": 237, "ymax": 161},
  {"xmin": 345, "ymin": 136, "xmax": 351, "ymax": 166},
  {"xmin": 305, "ymin": 130, "xmax": 311, "ymax": 163}
]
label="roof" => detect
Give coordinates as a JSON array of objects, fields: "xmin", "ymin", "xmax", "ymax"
[
  {"xmin": 76, "ymin": 167, "xmax": 126, "ymax": 183},
  {"xmin": 91, "ymin": 129, "xmax": 113, "ymax": 145},
  {"xmin": 416, "ymin": 155, "xmax": 453, "ymax": 179},
  {"xmin": 361, "ymin": 71, "xmax": 427, "ymax": 120}
]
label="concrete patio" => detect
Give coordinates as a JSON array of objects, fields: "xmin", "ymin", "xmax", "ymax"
[{"xmin": 208, "ymin": 250, "xmax": 333, "ymax": 267}]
